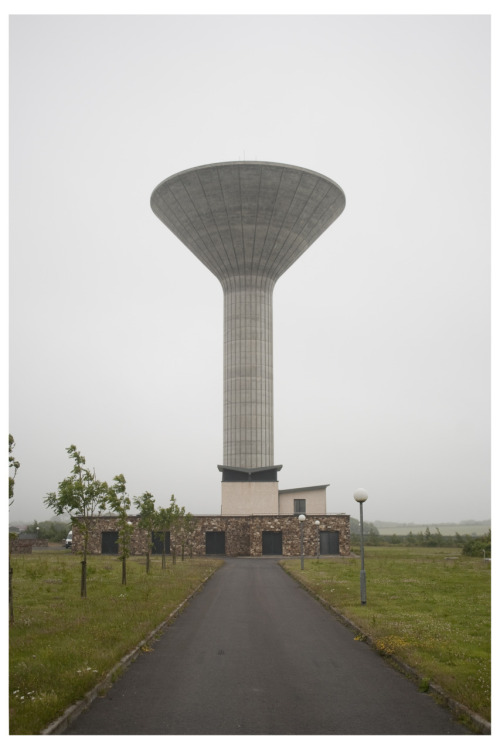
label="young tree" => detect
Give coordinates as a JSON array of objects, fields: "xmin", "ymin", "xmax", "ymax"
[
  {"xmin": 176, "ymin": 511, "xmax": 194, "ymax": 561},
  {"xmin": 9, "ymin": 434, "xmax": 20, "ymax": 622},
  {"xmin": 108, "ymin": 474, "xmax": 134, "ymax": 585},
  {"xmin": 134, "ymin": 491, "xmax": 156, "ymax": 573},
  {"xmin": 9, "ymin": 434, "xmax": 20, "ymax": 506},
  {"xmin": 153, "ymin": 496, "xmax": 182, "ymax": 569},
  {"xmin": 154, "ymin": 504, "xmax": 174, "ymax": 570},
  {"xmin": 407, "ymin": 531, "xmax": 417, "ymax": 546},
  {"xmin": 44, "ymin": 445, "xmax": 109, "ymax": 597},
  {"xmin": 166, "ymin": 495, "xmax": 184, "ymax": 565}
]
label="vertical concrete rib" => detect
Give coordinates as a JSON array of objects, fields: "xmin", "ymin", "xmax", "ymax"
[
  {"xmin": 151, "ymin": 162, "xmax": 345, "ymax": 471},
  {"xmin": 222, "ymin": 274, "xmax": 274, "ymax": 468}
]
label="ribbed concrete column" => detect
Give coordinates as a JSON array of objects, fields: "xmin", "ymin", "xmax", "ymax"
[{"xmin": 223, "ymin": 275, "xmax": 275, "ymax": 468}]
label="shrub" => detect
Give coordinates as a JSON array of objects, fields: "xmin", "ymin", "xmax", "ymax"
[{"xmin": 462, "ymin": 529, "xmax": 491, "ymax": 558}]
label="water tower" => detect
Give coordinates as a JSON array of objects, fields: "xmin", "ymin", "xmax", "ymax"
[{"xmin": 151, "ymin": 162, "xmax": 345, "ymax": 513}]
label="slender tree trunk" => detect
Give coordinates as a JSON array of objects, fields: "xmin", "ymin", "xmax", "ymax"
[
  {"xmin": 122, "ymin": 557, "xmax": 127, "ymax": 585},
  {"xmin": 9, "ymin": 563, "xmax": 14, "ymax": 622},
  {"xmin": 146, "ymin": 551, "xmax": 150, "ymax": 574},
  {"xmin": 81, "ymin": 558, "xmax": 87, "ymax": 598},
  {"xmin": 81, "ymin": 528, "xmax": 88, "ymax": 598}
]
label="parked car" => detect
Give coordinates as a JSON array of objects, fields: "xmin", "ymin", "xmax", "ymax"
[{"xmin": 65, "ymin": 530, "xmax": 72, "ymax": 549}]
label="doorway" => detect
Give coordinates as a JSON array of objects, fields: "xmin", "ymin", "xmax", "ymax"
[
  {"xmin": 101, "ymin": 531, "xmax": 119, "ymax": 555},
  {"xmin": 152, "ymin": 531, "xmax": 170, "ymax": 555},
  {"xmin": 262, "ymin": 531, "xmax": 283, "ymax": 555},
  {"xmin": 320, "ymin": 530, "xmax": 340, "ymax": 555},
  {"xmin": 206, "ymin": 531, "xmax": 225, "ymax": 555}
]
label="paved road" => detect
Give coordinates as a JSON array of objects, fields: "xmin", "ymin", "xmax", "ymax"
[{"xmin": 66, "ymin": 558, "xmax": 470, "ymax": 735}]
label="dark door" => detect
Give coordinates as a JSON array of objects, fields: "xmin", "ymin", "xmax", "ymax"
[
  {"xmin": 320, "ymin": 531, "xmax": 339, "ymax": 555},
  {"xmin": 101, "ymin": 531, "xmax": 119, "ymax": 555},
  {"xmin": 262, "ymin": 531, "xmax": 283, "ymax": 555},
  {"xmin": 206, "ymin": 531, "xmax": 225, "ymax": 555},
  {"xmin": 152, "ymin": 531, "xmax": 170, "ymax": 555}
]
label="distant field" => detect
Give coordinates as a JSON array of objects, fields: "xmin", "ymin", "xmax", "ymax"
[{"xmin": 373, "ymin": 522, "xmax": 490, "ymax": 537}]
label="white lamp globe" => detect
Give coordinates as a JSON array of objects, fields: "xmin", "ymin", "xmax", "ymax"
[{"xmin": 353, "ymin": 488, "xmax": 368, "ymax": 503}]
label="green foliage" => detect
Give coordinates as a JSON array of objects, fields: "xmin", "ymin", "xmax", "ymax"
[
  {"xmin": 350, "ymin": 517, "xmax": 379, "ymax": 536},
  {"xmin": 461, "ymin": 530, "xmax": 491, "ymax": 558},
  {"xmin": 44, "ymin": 445, "xmax": 109, "ymax": 597},
  {"xmin": 154, "ymin": 495, "xmax": 184, "ymax": 568},
  {"xmin": 350, "ymin": 517, "xmax": 380, "ymax": 547},
  {"xmin": 177, "ymin": 512, "xmax": 196, "ymax": 559},
  {"xmin": 371, "ymin": 528, "xmax": 475, "ymax": 549},
  {"xmin": 134, "ymin": 491, "xmax": 156, "ymax": 526},
  {"xmin": 361, "ymin": 521, "xmax": 490, "ymax": 549},
  {"xmin": 108, "ymin": 475, "xmax": 134, "ymax": 584},
  {"xmin": 25, "ymin": 519, "xmax": 70, "ymax": 542},
  {"xmin": 134, "ymin": 491, "xmax": 157, "ymax": 573},
  {"xmin": 9, "ymin": 434, "xmax": 21, "ymax": 504},
  {"xmin": 44, "ymin": 445, "xmax": 109, "ymax": 523}
]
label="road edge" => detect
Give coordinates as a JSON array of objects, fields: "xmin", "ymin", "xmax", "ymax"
[
  {"xmin": 281, "ymin": 563, "xmax": 491, "ymax": 736},
  {"xmin": 40, "ymin": 565, "xmax": 222, "ymax": 735}
]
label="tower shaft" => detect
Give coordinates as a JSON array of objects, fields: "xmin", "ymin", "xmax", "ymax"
[{"xmin": 223, "ymin": 275, "xmax": 274, "ymax": 468}]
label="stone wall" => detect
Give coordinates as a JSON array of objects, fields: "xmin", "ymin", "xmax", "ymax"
[
  {"xmin": 9, "ymin": 538, "xmax": 49, "ymax": 554},
  {"xmin": 72, "ymin": 514, "xmax": 350, "ymax": 557},
  {"xmin": 10, "ymin": 538, "xmax": 34, "ymax": 554}
]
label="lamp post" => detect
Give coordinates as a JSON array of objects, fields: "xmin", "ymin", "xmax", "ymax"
[
  {"xmin": 353, "ymin": 488, "xmax": 368, "ymax": 605},
  {"xmin": 314, "ymin": 520, "xmax": 320, "ymax": 559},
  {"xmin": 298, "ymin": 514, "xmax": 306, "ymax": 569}
]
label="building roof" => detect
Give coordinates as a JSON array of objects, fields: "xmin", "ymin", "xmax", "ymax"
[{"xmin": 278, "ymin": 485, "xmax": 330, "ymax": 494}]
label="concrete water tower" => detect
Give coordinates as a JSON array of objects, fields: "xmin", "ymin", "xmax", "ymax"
[{"xmin": 151, "ymin": 162, "xmax": 345, "ymax": 514}]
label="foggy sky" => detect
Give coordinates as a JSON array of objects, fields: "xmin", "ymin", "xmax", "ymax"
[{"xmin": 8, "ymin": 12, "xmax": 491, "ymax": 525}]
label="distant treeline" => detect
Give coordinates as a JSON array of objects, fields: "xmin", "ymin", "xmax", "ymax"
[
  {"xmin": 350, "ymin": 518, "xmax": 491, "ymax": 556},
  {"xmin": 20, "ymin": 519, "xmax": 70, "ymax": 542}
]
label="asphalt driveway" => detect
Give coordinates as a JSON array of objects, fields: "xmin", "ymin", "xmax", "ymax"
[{"xmin": 65, "ymin": 558, "xmax": 470, "ymax": 735}]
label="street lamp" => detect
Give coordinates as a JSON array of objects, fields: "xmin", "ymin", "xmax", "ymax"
[
  {"xmin": 314, "ymin": 520, "xmax": 320, "ymax": 559},
  {"xmin": 298, "ymin": 514, "xmax": 306, "ymax": 569},
  {"xmin": 353, "ymin": 488, "xmax": 368, "ymax": 605}
]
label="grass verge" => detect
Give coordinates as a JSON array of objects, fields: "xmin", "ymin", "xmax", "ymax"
[
  {"xmin": 281, "ymin": 547, "xmax": 490, "ymax": 724},
  {"xmin": 9, "ymin": 552, "xmax": 223, "ymax": 735}
]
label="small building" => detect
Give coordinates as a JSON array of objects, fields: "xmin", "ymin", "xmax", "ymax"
[
  {"xmin": 220, "ymin": 481, "xmax": 329, "ymax": 517},
  {"xmin": 72, "ymin": 512, "xmax": 350, "ymax": 558},
  {"xmin": 278, "ymin": 485, "xmax": 329, "ymax": 515}
]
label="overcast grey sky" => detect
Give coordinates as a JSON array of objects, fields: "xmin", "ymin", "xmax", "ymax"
[{"xmin": 8, "ymin": 11, "xmax": 491, "ymax": 526}]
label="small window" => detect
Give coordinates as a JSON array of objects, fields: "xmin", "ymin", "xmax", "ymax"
[{"xmin": 294, "ymin": 498, "xmax": 306, "ymax": 515}]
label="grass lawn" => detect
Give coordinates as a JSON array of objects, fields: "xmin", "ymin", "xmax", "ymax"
[
  {"xmin": 282, "ymin": 547, "xmax": 490, "ymax": 723},
  {"xmin": 9, "ymin": 551, "xmax": 223, "ymax": 735}
]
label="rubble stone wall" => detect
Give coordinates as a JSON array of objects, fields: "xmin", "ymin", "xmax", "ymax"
[{"xmin": 72, "ymin": 514, "xmax": 350, "ymax": 557}]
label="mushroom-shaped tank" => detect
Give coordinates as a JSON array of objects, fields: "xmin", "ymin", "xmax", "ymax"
[
  {"xmin": 151, "ymin": 162, "xmax": 345, "ymax": 473},
  {"xmin": 151, "ymin": 161, "xmax": 345, "ymax": 283}
]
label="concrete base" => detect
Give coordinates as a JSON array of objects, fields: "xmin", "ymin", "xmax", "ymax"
[{"xmin": 221, "ymin": 482, "xmax": 279, "ymax": 515}]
